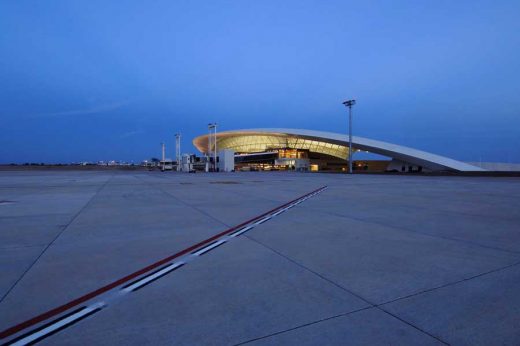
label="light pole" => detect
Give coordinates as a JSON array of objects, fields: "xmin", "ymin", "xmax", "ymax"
[
  {"xmin": 208, "ymin": 123, "xmax": 217, "ymax": 172},
  {"xmin": 161, "ymin": 142, "xmax": 166, "ymax": 171},
  {"xmin": 342, "ymin": 99, "xmax": 356, "ymax": 174},
  {"xmin": 207, "ymin": 126, "xmax": 211, "ymax": 172},
  {"xmin": 175, "ymin": 133, "xmax": 181, "ymax": 172}
]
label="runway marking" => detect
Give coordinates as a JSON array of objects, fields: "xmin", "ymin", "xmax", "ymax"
[
  {"xmin": 253, "ymin": 217, "xmax": 271, "ymax": 226},
  {"xmin": 122, "ymin": 262, "xmax": 185, "ymax": 292},
  {"xmin": 0, "ymin": 186, "xmax": 327, "ymax": 345},
  {"xmin": 191, "ymin": 240, "xmax": 226, "ymax": 256},
  {"xmin": 271, "ymin": 210, "xmax": 284, "ymax": 217},
  {"xmin": 229, "ymin": 225, "xmax": 253, "ymax": 237},
  {"xmin": 7, "ymin": 304, "xmax": 104, "ymax": 346}
]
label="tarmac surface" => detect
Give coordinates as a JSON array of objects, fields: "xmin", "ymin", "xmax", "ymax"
[{"xmin": 1, "ymin": 170, "xmax": 520, "ymax": 345}]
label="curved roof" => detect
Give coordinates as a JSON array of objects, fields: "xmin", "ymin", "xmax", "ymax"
[{"xmin": 193, "ymin": 128, "xmax": 484, "ymax": 172}]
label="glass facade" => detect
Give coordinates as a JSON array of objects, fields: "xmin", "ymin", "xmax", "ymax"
[
  {"xmin": 215, "ymin": 135, "xmax": 349, "ymax": 159},
  {"xmin": 193, "ymin": 132, "xmax": 394, "ymax": 172}
]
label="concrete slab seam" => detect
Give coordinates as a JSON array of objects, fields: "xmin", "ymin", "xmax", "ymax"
[
  {"xmin": 0, "ymin": 174, "xmax": 115, "ymax": 305},
  {"xmin": 297, "ymin": 205, "xmax": 520, "ymax": 256},
  {"xmin": 0, "ymin": 186, "xmax": 327, "ymax": 345},
  {"xmin": 376, "ymin": 259, "xmax": 520, "ymax": 308},
  {"xmin": 246, "ymin": 236, "xmax": 449, "ymax": 345},
  {"xmin": 133, "ymin": 174, "xmax": 233, "ymax": 228},
  {"xmin": 233, "ymin": 306, "xmax": 374, "ymax": 346}
]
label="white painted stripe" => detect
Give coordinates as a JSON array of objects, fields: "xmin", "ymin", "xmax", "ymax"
[
  {"xmin": 271, "ymin": 210, "xmax": 284, "ymax": 217},
  {"xmin": 263, "ymin": 200, "xmax": 304, "ymax": 219},
  {"xmin": 252, "ymin": 218, "xmax": 268, "ymax": 226},
  {"xmin": 256, "ymin": 218, "xmax": 267, "ymax": 224},
  {"xmin": 3, "ymin": 188, "xmax": 329, "ymax": 345},
  {"xmin": 10, "ymin": 304, "xmax": 102, "ymax": 346},
  {"xmin": 122, "ymin": 262, "xmax": 184, "ymax": 292},
  {"xmin": 257, "ymin": 216, "xmax": 271, "ymax": 224},
  {"xmin": 230, "ymin": 226, "xmax": 253, "ymax": 237},
  {"xmin": 192, "ymin": 240, "xmax": 226, "ymax": 256}
]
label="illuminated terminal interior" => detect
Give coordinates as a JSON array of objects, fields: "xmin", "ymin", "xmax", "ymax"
[
  {"xmin": 195, "ymin": 132, "xmax": 389, "ymax": 172},
  {"xmin": 217, "ymin": 134, "xmax": 352, "ymax": 171},
  {"xmin": 218, "ymin": 135, "xmax": 348, "ymax": 160},
  {"xmin": 193, "ymin": 128, "xmax": 485, "ymax": 172}
]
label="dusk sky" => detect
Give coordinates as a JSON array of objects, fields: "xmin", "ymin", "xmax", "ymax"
[{"xmin": 1, "ymin": 0, "xmax": 519, "ymax": 164}]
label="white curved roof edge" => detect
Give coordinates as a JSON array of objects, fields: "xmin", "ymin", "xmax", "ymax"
[{"xmin": 194, "ymin": 128, "xmax": 485, "ymax": 172}]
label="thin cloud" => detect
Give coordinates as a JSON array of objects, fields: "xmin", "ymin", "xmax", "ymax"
[
  {"xmin": 119, "ymin": 130, "xmax": 144, "ymax": 138},
  {"xmin": 37, "ymin": 101, "xmax": 128, "ymax": 117}
]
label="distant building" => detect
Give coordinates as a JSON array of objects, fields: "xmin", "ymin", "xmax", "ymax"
[{"xmin": 217, "ymin": 150, "xmax": 235, "ymax": 172}]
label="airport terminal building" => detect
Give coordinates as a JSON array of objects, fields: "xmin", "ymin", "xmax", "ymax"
[{"xmin": 193, "ymin": 128, "xmax": 483, "ymax": 172}]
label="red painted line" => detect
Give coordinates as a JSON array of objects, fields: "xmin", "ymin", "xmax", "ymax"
[{"xmin": 0, "ymin": 186, "xmax": 326, "ymax": 340}]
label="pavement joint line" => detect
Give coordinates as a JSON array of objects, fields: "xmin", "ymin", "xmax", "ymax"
[
  {"xmin": 133, "ymin": 174, "xmax": 233, "ymax": 228},
  {"xmin": 141, "ymin": 174, "xmax": 322, "ymax": 227},
  {"xmin": 375, "ymin": 306, "xmax": 450, "ymax": 345},
  {"xmin": 246, "ymin": 236, "xmax": 377, "ymax": 306},
  {"xmin": 298, "ymin": 205, "xmax": 520, "ymax": 256},
  {"xmin": 0, "ymin": 212, "xmax": 77, "ymax": 220},
  {"xmin": 188, "ymin": 178, "xmax": 285, "ymax": 205},
  {"xmin": 0, "ymin": 184, "xmax": 111, "ymax": 189},
  {"xmin": 0, "ymin": 186, "xmax": 327, "ymax": 344},
  {"xmin": 0, "ymin": 244, "xmax": 49, "ymax": 250},
  {"xmin": 376, "ymin": 259, "xmax": 520, "ymax": 308},
  {"xmin": 245, "ymin": 236, "xmax": 449, "ymax": 345},
  {"xmin": 0, "ymin": 174, "xmax": 115, "ymax": 305},
  {"xmin": 304, "ymin": 186, "xmax": 520, "ymax": 221},
  {"xmin": 233, "ymin": 306, "xmax": 374, "ymax": 346},
  {"xmin": 376, "ymin": 308, "xmax": 449, "ymax": 345}
]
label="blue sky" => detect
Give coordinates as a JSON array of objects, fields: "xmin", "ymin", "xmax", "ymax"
[{"xmin": 1, "ymin": 0, "xmax": 519, "ymax": 163}]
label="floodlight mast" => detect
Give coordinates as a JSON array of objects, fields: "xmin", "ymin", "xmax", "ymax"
[
  {"xmin": 208, "ymin": 123, "xmax": 217, "ymax": 172},
  {"xmin": 207, "ymin": 125, "xmax": 211, "ymax": 172},
  {"xmin": 161, "ymin": 142, "xmax": 166, "ymax": 171},
  {"xmin": 214, "ymin": 125, "xmax": 217, "ymax": 171},
  {"xmin": 175, "ymin": 133, "xmax": 181, "ymax": 172},
  {"xmin": 342, "ymin": 99, "xmax": 356, "ymax": 174}
]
